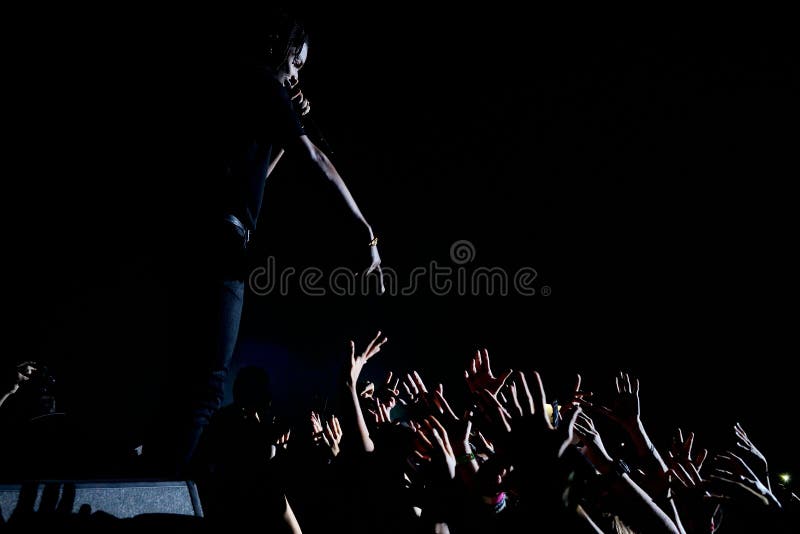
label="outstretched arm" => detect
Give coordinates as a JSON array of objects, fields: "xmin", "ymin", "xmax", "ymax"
[
  {"xmin": 343, "ymin": 332, "xmax": 389, "ymax": 453},
  {"xmin": 287, "ymin": 134, "xmax": 384, "ymax": 291}
]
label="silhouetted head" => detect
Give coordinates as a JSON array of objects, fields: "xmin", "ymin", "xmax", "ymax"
[
  {"xmin": 226, "ymin": 8, "xmax": 310, "ymax": 87},
  {"xmin": 232, "ymin": 366, "xmax": 272, "ymax": 411}
]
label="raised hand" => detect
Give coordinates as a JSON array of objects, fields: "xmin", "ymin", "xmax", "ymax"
[
  {"xmin": 399, "ymin": 370, "xmax": 432, "ymax": 412},
  {"xmin": 710, "ymin": 451, "xmax": 781, "ymax": 510},
  {"xmin": 585, "ymin": 371, "xmax": 641, "ymax": 429},
  {"xmin": 464, "ymin": 349, "xmax": 512, "ymax": 396},
  {"xmin": 512, "ymin": 370, "xmax": 581, "ymax": 460},
  {"xmin": 287, "ymin": 85, "xmax": 311, "ymax": 116},
  {"xmin": 270, "ymin": 429, "xmax": 291, "ymax": 461},
  {"xmin": 416, "ymin": 416, "xmax": 457, "ymax": 481},
  {"xmin": 366, "ymin": 243, "xmax": 385, "ymax": 295},
  {"xmin": 321, "ymin": 415, "xmax": 343, "ymax": 457},
  {"xmin": 733, "ymin": 422, "xmax": 770, "ymax": 489},
  {"xmin": 346, "ymin": 331, "xmax": 388, "ymax": 391},
  {"xmin": 574, "ymin": 412, "xmax": 614, "ymax": 474},
  {"xmin": 344, "ymin": 331, "xmax": 388, "ymax": 454},
  {"xmin": 375, "ymin": 371, "xmax": 401, "ymax": 409},
  {"xmin": 667, "ymin": 428, "xmax": 708, "ymax": 474},
  {"xmin": 367, "ymin": 401, "xmax": 392, "ymax": 425},
  {"xmin": 311, "ymin": 411, "xmax": 324, "ymax": 437}
]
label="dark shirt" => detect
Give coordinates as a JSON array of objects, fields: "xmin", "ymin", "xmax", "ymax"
[{"xmin": 216, "ymin": 64, "xmax": 305, "ymax": 232}]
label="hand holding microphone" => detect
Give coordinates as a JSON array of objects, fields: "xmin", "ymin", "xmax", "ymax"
[
  {"xmin": 288, "ymin": 84, "xmax": 311, "ymax": 116},
  {"xmin": 288, "ymin": 83, "xmax": 334, "ymax": 157}
]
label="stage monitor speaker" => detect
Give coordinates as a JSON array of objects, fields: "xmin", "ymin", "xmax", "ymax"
[{"xmin": 0, "ymin": 480, "xmax": 203, "ymax": 522}]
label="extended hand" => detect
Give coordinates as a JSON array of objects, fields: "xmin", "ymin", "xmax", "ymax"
[{"xmin": 366, "ymin": 244, "xmax": 385, "ymax": 294}]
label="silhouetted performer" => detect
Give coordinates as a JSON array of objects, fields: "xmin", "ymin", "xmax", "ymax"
[{"xmin": 145, "ymin": 8, "xmax": 384, "ymax": 476}]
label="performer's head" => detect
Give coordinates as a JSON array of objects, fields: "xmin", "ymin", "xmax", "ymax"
[
  {"xmin": 230, "ymin": 8, "xmax": 309, "ymax": 89},
  {"xmin": 263, "ymin": 9, "xmax": 309, "ymax": 89}
]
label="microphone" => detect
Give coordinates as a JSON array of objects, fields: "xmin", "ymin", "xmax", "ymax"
[{"xmin": 289, "ymin": 82, "xmax": 334, "ymax": 157}]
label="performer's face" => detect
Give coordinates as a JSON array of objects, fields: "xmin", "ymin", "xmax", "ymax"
[{"xmin": 277, "ymin": 42, "xmax": 308, "ymax": 90}]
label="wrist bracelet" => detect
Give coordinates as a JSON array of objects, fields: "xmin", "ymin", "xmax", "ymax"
[{"xmin": 368, "ymin": 236, "xmax": 379, "ymax": 247}]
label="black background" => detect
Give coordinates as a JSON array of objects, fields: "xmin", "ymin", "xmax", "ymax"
[{"xmin": 6, "ymin": 8, "xmax": 797, "ymax": 476}]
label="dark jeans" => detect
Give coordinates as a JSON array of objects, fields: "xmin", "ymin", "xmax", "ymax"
[{"xmin": 146, "ymin": 218, "xmax": 249, "ymax": 475}]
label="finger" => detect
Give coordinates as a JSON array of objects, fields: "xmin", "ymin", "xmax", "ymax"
[
  {"xmin": 428, "ymin": 415, "xmax": 449, "ymax": 440},
  {"xmin": 333, "ymin": 416, "xmax": 342, "ymax": 437},
  {"xmin": 725, "ymin": 451, "xmax": 747, "ymax": 468},
  {"xmin": 508, "ymin": 379, "xmax": 524, "ymax": 418},
  {"xmin": 677, "ymin": 462, "xmax": 694, "ymax": 487},
  {"xmin": 476, "ymin": 349, "xmax": 483, "ymax": 372},
  {"xmin": 365, "ymin": 330, "xmax": 383, "ymax": 355},
  {"xmin": 434, "ymin": 390, "xmax": 458, "ymax": 420},
  {"xmin": 364, "ymin": 338, "xmax": 389, "ymax": 360},
  {"xmin": 430, "ymin": 427, "xmax": 447, "ymax": 452},
  {"xmin": 479, "ymin": 388, "xmax": 512, "ymax": 427},
  {"xmin": 532, "ymin": 371, "xmax": 549, "ymax": 427},
  {"xmin": 688, "ymin": 462, "xmax": 703, "ymax": 485},
  {"xmin": 412, "ymin": 371, "xmax": 428, "ymax": 394},
  {"xmin": 684, "ymin": 431, "xmax": 694, "ymax": 458},
  {"xmin": 574, "ymin": 423, "xmax": 591, "ymax": 437},
  {"xmin": 624, "ymin": 373, "xmax": 632, "ymax": 394},
  {"xmin": 517, "ymin": 371, "xmax": 535, "ymax": 415},
  {"xmin": 407, "ymin": 373, "xmax": 420, "ymax": 395},
  {"xmin": 377, "ymin": 265, "xmax": 385, "ymax": 294},
  {"xmin": 463, "ymin": 418, "xmax": 473, "ymax": 443},
  {"xmin": 676, "ymin": 427, "xmax": 685, "ymax": 448},
  {"xmin": 478, "ymin": 431, "xmax": 493, "ymax": 451},
  {"xmin": 669, "ymin": 468, "xmax": 689, "ymax": 488},
  {"xmin": 576, "ymin": 412, "xmax": 594, "ymax": 429},
  {"xmin": 367, "ymin": 336, "xmax": 388, "ymax": 359},
  {"xmin": 483, "ymin": 349, "xmax": 493, "ymax": 376},
  {"xmin": 496, "ymin": 369, "xmax": 513, "ymax": 390},
  {"xmin": 696, "ymin": 448, "xmax": 708, "ymax": 471},
  {"xmin": 417, "ymin": 427, "xmax": 434, "ymax": 449}
]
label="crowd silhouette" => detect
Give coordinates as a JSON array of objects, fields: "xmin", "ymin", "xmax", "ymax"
[{"xmin": 1, "ymin": 334, "xmax": 797, "ymax": 532}]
